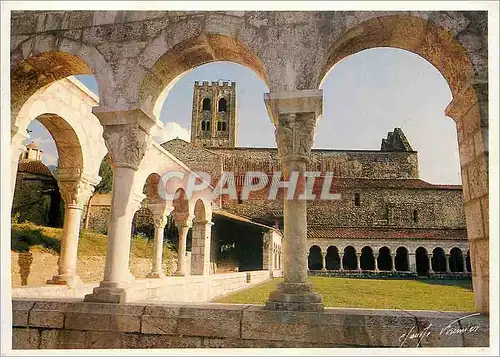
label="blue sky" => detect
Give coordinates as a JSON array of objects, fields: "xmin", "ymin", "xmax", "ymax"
[{"xmin": 27, "ymin": 47, "xmax": 461, "ymax": 184}]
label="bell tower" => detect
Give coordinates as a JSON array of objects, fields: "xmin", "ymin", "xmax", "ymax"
[{"xmin": 191, "ymin": 80, "xmax": 237, "ymax": 148}]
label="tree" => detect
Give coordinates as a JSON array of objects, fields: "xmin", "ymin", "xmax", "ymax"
[{"xmin": 95, "ymin": 154, "xmax": 113, "ymax": 193}]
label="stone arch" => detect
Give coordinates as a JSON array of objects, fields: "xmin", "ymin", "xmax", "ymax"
[
  {"xmin": 139, "ymin": 33, "xmax": 270, "ymax": 119},
  {"xmin": 360, "ymin": 246, "xmax": 375, "ymax": 271},
  {"xmin": 326, "ymin": 246, "xmax": 340, "ymax": 270},
  {"xmin": 11, "ymin": 34, "xmax": 116, "ymax": 116},
  {"xmin": 318, "ymin": 15, "xmax": 476, "ymax": 96},
  {"xmin": 432, "ymin": 247, "xmax": 447, "ymax": 272},
  {"xmin": 395, "ymin": 247, "xmax": 409, "ymax": 272},
  {"xmin": 377, "ymin": 246, "xmax": 392, "ymax": 271},
  {"xmin": 343, "ymin": 246, "xmax": 357, "ymax": 271},
  {"xmin": 415, "ymin": 247, "xmax": 429, "ymax": 276},
  {"xmin": 449, "ymin": 247, "xmax": 464, "ymax": 272},
  {"xmin": 308, "ymin": 245, "xmax": 322, "ymax": 271}
]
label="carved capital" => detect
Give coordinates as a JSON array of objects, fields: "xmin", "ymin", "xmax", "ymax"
[
  {"xmin": 174, "ymin": 213, "xmax": 195, "ymax": 229},
  {"xmin": 57, "ymin": 171, "xmax": 100, "ymax": 209},
  {"xmin": 102, "ymin": 122, "xmax": 151, "ymax": 170},
  {"xmin": 147, "ymin": 202, "xmax": 173, "ymax": 228},
  {"xmin": 275, "ymin": 112, "xmax": 317, "ymax": 162}
]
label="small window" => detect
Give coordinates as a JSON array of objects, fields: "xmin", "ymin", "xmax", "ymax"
[
  {"xmin": 237, "ymin": 191, "xmax": 243, "ymax": 204},
  {"xmin": 221, "ymin": 121, "xmax": 227, "ymax": 131},
  {"xmin": 413, "ymin": 210, "xmax": 419, "ymax": 223},
  {"xmin": 354, "ymin": 193, "xmax": 360, "ymax": 206},
  {"xmin": 217, "ymin": 121, "xmax": 222, "ymax": 131},
  {"xmin": 206, "ymin": 121, "xmax": 211, "ymax": 131},
  {"xmin": 202, "ymin": 98, "xmax": 211, "ymax": 111},
  {"xmin": 201, "ymin": 121, "xmax": 206, "ymax": 131},
  {"xmin": 218, "ymin": 98, "xmax": 227, "ymax": 112}
]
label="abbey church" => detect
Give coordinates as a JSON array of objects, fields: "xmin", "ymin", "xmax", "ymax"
[{"xmin": 82, "ymin": 80, "xmax": 470, "ymax": 277}]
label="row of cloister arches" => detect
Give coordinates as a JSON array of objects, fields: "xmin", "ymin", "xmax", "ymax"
[{"xmin": 308, "ymin": 245, "xmax": 472, "ymax": 275}]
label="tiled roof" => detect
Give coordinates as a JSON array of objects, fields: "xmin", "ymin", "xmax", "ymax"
[
  {"xmin": 307, "ymin": 226, "xmax": 467, "ymax": 240},
  {"xmin": 17, "ymin": 159, "xmax": 54, "ymax": 177}
]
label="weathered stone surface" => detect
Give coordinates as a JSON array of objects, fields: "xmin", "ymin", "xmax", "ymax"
[
  {"xmin": 176, "ymin": 305, "xmax": 245, "ymax": 338},
  {"xmin": 39, "ymin": 329, "xmax": 86, "ymax": 349},
  {"xmin": 12, "ymin": 328, "xmax": 40, "ymax": 349}
]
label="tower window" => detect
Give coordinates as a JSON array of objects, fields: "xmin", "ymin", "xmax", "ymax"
[
  {"xmin": 413, "ymin": 210, "xmax": 419, "ymax": 223},
  {"xmin": 354, "ymin": 193, "xmax": 360, "ymax": 206},
  {"xmin": 201, "ymin": 121, "xmax": 206, "ymax": 131},
  {"xmin": 217, "ymin": 121, "xmax": 222, "ymax": 131},
  {"xmin": 202, "ymin": 98, "xmax": 211, "ymax": 111},
  {"xmin": 205, "ymin": 121, "xmax": 211, "ymax": 131},
  {"xmin": 221, "ymin": 121, "xmax": 227, "ymax": 131},
  {"xmin": 218, "ymin": 98, "xmax": 227, "ymax": 112}
]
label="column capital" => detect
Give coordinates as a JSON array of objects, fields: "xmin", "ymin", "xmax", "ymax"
[
  {"xmin": 193, "ymin": 219, "xmax": 214, "ymax": 226},
  {"xmin": 264, "ymin": 89, "xmax": 323, "ymax": 125},
  {"xmin": 321, "ymin": 251, "xmax": 327, "ymax": 258},
  {"xmin": 56, "ymin": 169, "xmax": 100, "ymax": 209},
  {"xmin": 174, "ymin": 213, "xmax": 195, "ymax": 229},
  {"xmin": 147, "ymin": 202, "xmax": 174, "ymax": 228},
  {"xmin": 100, "ymin": 118, "xmax": 152, "ymax": 170}
]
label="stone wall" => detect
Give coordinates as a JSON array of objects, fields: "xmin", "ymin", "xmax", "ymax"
[
  {"xmin": 11, "ymin": 251, "xmax": 177, "ymax": 287},
  {"xmin": 11, "ymin": 300, "xmax": 489, "ymax": 349}
]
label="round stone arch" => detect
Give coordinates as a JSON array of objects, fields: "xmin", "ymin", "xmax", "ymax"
[
  {"xmin": 10, "ymin": 34, "xmax": 117, "ymax": 116},
  {"xmin": 316, "ymin": 13, "xmax": 488, "ymax": 313},
  {"xmin": 13, "ymin": 82, "xmax": 107, "ymax": 179},
  {"xmin": 137, "ymin": 31, "xmax": 271, "ymax": 119}
]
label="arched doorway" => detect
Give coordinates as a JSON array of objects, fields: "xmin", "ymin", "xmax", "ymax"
[
  {"xmin": 415, "ymin": 247, "xmax": 429, "ymax": 276},
  {"xmin": 343, "ymin": 246, "xmax": 357, "ymax": 271},
  {"xmin": 449, "ymin": 247, "xmax": 464, "ymax": 272},
  {"xmin": 360, "ymin": 246, "xmax": 375, "ymax": 271},
  {"xmin": 377, "ymin": 246, "xmax": 392, "ymax": 271},
  {"xmin": 326, "ymin": 246, "xmax": 340, "ymax": 270},
  {"xmin": 395, "ymin": 247, "xmax": 409, "ymax": 272},
  {"xmin": 308, "ymin": 245, "xmax": 323, "ymax": 270},
  {"xmin": 432, "ymin": 247, "xmax": 447, "ymax": 272}
]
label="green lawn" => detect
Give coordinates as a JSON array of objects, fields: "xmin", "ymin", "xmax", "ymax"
[{"xmin": 216, "ymin": 277, "xmax": 475, "ymax": 312}]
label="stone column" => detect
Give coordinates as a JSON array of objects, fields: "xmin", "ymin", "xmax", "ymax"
[
  {"xmin": 47, "ymin": 170, "xmax": 99, "ymax": 287},
  {"xmin": 356, "ymin": 253, "xmax": 362, "ymax": 272},
  {"xmin": 321, "ymin": 252, "xmax": 327, "ymax": 271},
  {"xmin": 85, "ymin": 117, "xmax": 153, "ymax": 303},
  {"xmin": 374, "ymin": 254, "xmax": 379, "ymax": 272},
  {"xmin": 339, "ymin": 253, "xmax": 344, "ymax": 271},
  {"xmin": 191, "ymin": 218, "xmax": 213, "ymax": 275},
  {"xmin": 445, "ymin": 254, "xmax": 451, "ymax": 273},
  {"xmin": 174, "ymin": 213, "xmax": 194, "ymax": 276},
  {"xmin": 409, "ymin": 253, "xmax": 417, "ymax": 272},
  {"xmin": 391, "ymin": 254, "xmax": 396, "ymax": 272},
  {"xmin": 463, "ymin": 254, "xmax": 468, "ymax": 273},
  {"xmin": 445, "ymin": 79, "xmax": 488, "ymax": 313},
  {"xmin": 147, "ymin": 204, "xmax": 174, "ymax": 278},
  {"xmin": 264, "ymin": 89, "xmax": 324, "ymax": 312},
  {"xmin": 428, "ymin": 254, "xmax": 434, "ymax": 274},
  {"xmin": 306, "ymin": 251, "xmax": 310, "ymax": 271}
]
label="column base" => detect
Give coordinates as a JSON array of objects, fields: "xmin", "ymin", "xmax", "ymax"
[
  {"xmin": 146, "ymin": 271, "xmax": 166, "ymax": 279},
  {"xmin": 46, "ymin": 274, "xmax": 82, "ymax": 288},
  {"xmin": 84, "ymin": 286, "xmax": 128, "ymax": 303},
  {"xmin": 174, "ymin": 271, "xmax": 187, "ymax": 276},
  {"xmin": 264, "ymin": 282, "xmax": 324, "ymax": 312}
]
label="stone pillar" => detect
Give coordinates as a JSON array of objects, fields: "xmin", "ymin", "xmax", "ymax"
[
  {"xmin": 85, "ymin": 117, "xmax": 153, "ymax": 303},
  {"xmin": 264, "ymin": 89, "xmax": 324, "ymax": 312},
  {"xmin": 147, "ymin": 204, "xmax": 173, "ymax": 278},
  {"xmin": 356, "ymin": 253, "xmax": 362, "ymax": 272},
  {"xmin": 191, "ymin": 218, "xmax": 213, "ymax": 275},
  {"xmin": 174, "ymin": 213, "xmax": 194, "ymax": 276},
  {"xmin": 445, "ymin": 254, "xmax": 451, "ymax": 273},
  {"xmin": 339, "ymin": 253, "xmax": 344, "ymax": 271},
  {"xmin": 321, "ymin": 252, "xmax": 327, "ymax": 271},
  {"xmin": 409, "ymin": 253, "xmax": 417, "ymax": 272},
  {"xmin": 428, "ymin": 254, "xmax": 434, "ymax": 274},
  {"xmin": 306, "ymin": 251, "xmax": 310, "ymax": 271},
  {"xmin": 47, "ymin": 171, "xmax": 99, "ymax": 287},
  {"xmin": 463, "ymin": 254, "xmax": 468, "ymax": 273},
  {"xmin": 374, "ymin": 254, "xmax": 379, "ymax": 272},
  {"xmin": 445, "ymin": 79, "xmax": 488, "ymax": 313},
  {"xmin": 391, "ymin": 254, "xmax": 396, "ymax": 272},
  {"xmin": 10, "ymin": 128, "xmax": 29, "ymax": 212}
]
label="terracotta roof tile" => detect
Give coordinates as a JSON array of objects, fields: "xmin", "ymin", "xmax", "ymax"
[{"xmin": 17, "ymin": 159, "xmax": 54, "ymax": 177}]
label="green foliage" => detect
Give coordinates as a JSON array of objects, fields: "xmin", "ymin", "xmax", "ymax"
[
  {"xmin": 11, "ymin": 222, "xmax": 61, "ymax": 253},
  {"xmin": 95, "ymin": 155, "xmax": 113, "ymax": 193},
  {"xmin": 216, "ymin": 276, "xmax": 475, "ymax": 312}
]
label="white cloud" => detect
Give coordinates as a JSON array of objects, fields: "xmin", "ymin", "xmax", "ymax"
[{"xmin": 154, "ymin": 122, "xmax": 191, "ymax": 144}]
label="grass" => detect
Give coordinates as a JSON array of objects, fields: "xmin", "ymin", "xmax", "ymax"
[
  {"xmin": 11, "ymin": 222, "xmax": 176, "ymax": 260},
  {"xmin": 215, "ymin": 276, "xmax": 476, "ymax": 312}
]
